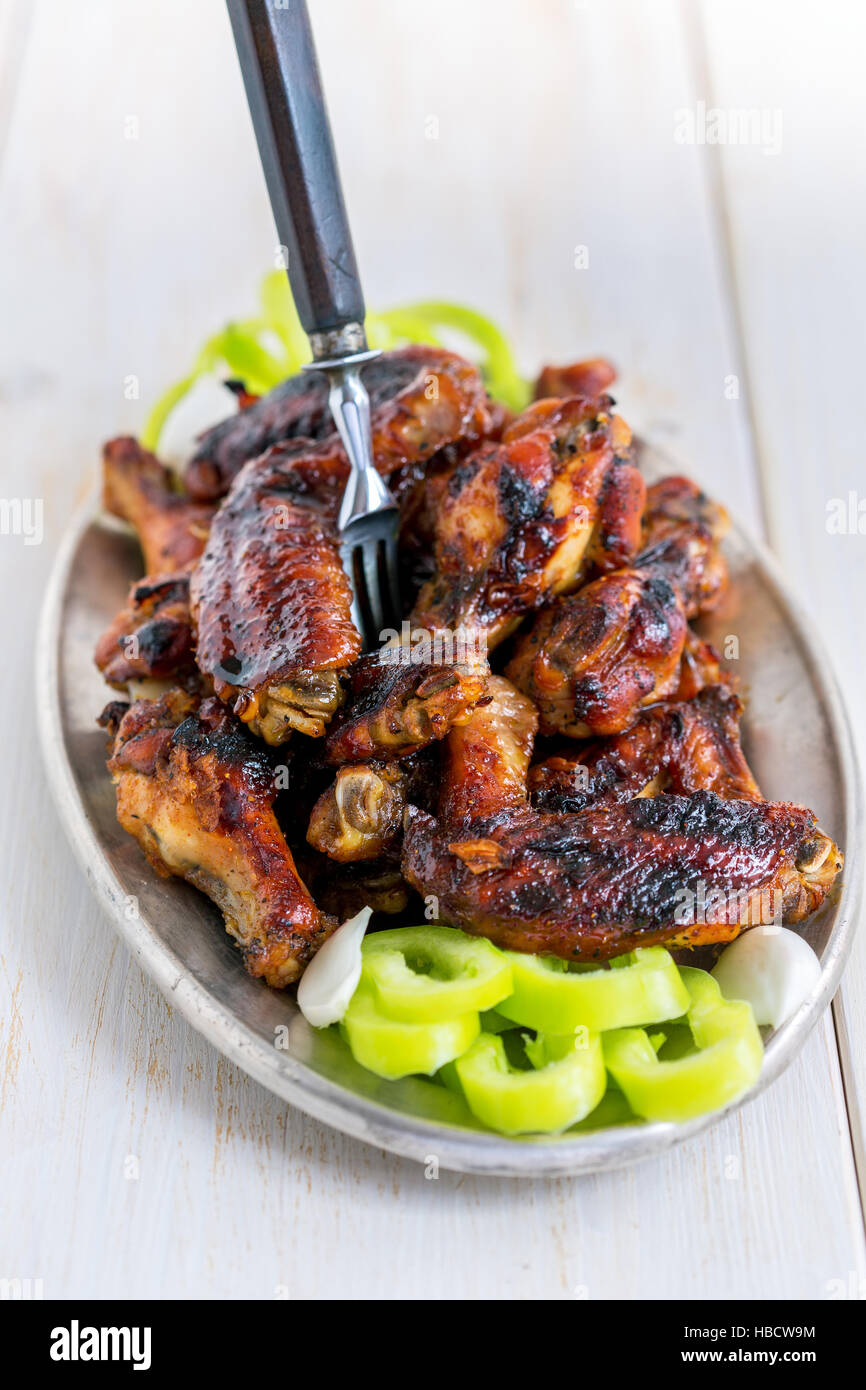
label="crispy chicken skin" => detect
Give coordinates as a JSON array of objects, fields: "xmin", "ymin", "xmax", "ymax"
[
  {"xmin": 185, "ymin": 345, "xmax": 494, "ymax": 502},
  {"xmin": 190, "ymin": 448, "xmax": 359, "ymax": 745},
  {"xmin": 507, "ymin": 566, "xmax": 688, "ymax": 737},
  {"xmin": 95, "ymin": 351, "xmax": 843, "ymax": 985},
  {"xmin": 191, "ymin": 348, "xmax": 495, "ymax": 745},
  {"xmin": 412, "ymin": 395, "xmax": 645, "ymax": 648},
  {"xmin": 640, "ymin": 475, "xmax": 729, "ymax": 618},
  {"xmin": 506, "ymin": 474, "xmax": 730, "ymax": 736},
  {"xmin": 529, "ymin": 686, "xmax": 762, "ymax": 813},
  {"xmin": 106, "ymin": 691, "xmax": 334, "ymax": 984},
  {"xmin": 533, "ymin": 358, "xmax": 617, "ymax": 402},
  {"xmin": 103, "ymin": 436, "xmax": 214, "ymax": 574},
  {"xmin": 95, "ymin": 573, "xmax": 198, "ymax": 691},
  {"xmin": 403, "ymin": 792, "xmax": 838, "ymax": 961},
  {"xmin": 438, "ymin": 677, "xmax": 538, "ymax": 830},
  {"xmin": 323, "ymin": 646, "xmax": 488, "ymax": 764}
]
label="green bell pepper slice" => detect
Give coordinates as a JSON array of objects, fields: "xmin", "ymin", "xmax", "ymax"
[
  {"xmin": 602, "ymin": 967, "xmax": 763, "ymax": 1122},
  {"xmin": 454, "ymin": 1029, "xmax": 606, "ymax": 1135},
  {"xmin": 340, "ymin": 982, "xmax": 479, "ymax": 1080},
  {"xmin": 497, "ymin": 947, "xmax": 690, "ymax": 1034},
  {"xmin": 361, "ymin": 926, "xmax": 512, "ymax": 1023}
]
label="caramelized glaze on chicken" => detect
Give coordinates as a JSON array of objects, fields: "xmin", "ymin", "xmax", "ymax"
[
  {"xmin": 190, "ymin": 448, "xmax": 360, "ymax": 744},
  {"xmin": 412, "ymin": 395, "xmax": 645, "ymax": 648},
  {"xmin": 403, "ymin": 792, "xmax": 837, "ymax": 961},
  {"xmin": 528, "ymin": 685, "xmax": 761, "ymax": 813},
  {"xmin": 103, "ymin": 436, "xmax": 214, "ymax": 574},
  {"xmin": 95, "ymin": 346, "xmax": 843, "ymax": 988},
  {"xmin": 505, "ymin": 473, "xmax": 730, "ymax": 736},
  {"xmin": 323, "ymin": 646, "xmax": 488, "ymax": 764},
  {"xmin": 185, "ymin": 345, "xmax": 494, "ymax": 501},
  {"xmin": 106, "ymin": 691, "xmax": 334, "ymax": 984},
  {"xmin": 95, "ymin": 573, "xmax": 199, "ymax": 690}
]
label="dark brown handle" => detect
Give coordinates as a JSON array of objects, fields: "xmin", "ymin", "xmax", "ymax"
[{"xmin": 226, "ymin": 0, "xmax": 366, "ymax": 337}]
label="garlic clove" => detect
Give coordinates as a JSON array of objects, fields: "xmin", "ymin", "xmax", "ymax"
[
  {"xmin": 711, "ymin": 926, "xmax": 821, "ymax": 1028},
  {"xmin": 296, "ymin": 907, "xmax": 372, "ymax": 1028}
]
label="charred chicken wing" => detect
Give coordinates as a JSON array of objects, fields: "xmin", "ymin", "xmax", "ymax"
[
  {"xmin": 95, "ymin": 341, "xmax": 843, "ymax": 991},
  {"xmin": 185, "ymin": 345, "xmax": 494, "ymax": 501},
  {"xmin": 106, "ymin": 690, "xmax": 334, "ymax": 984},
  {"xmin": 323, "ymin": 645, "xmax": 488, "ymax": 764},
  {"xmin": 412, "ymin": 395, "xmax": 645, "ymax": 647},
  {"xmin": 506, "ymin": 473, "xmax": 730, "ymax": 736},
  {"xmin": 103, "ymin": 436, "xmax": 214, "ymax": 574}
]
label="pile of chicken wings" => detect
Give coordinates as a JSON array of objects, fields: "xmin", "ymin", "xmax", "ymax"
[{"xmin": 95, "ymin": 348, "xmax": 842, "ymax": 987}]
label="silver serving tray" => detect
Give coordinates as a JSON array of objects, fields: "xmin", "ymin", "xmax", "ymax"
[{"xmin": 37, "ymin": 440, "xmax": 863, "ymax": 1176}]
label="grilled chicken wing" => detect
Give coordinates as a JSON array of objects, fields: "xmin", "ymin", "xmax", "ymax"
[
  {"xmin": 411, "ymin": 395, "xmax": 645, "ymax": 648},
  {"xmin": 323, "ymin": 646, "xmax": 488, "ymax": 764},
  {"xmin": 506, "ymin": 565, "xmax": 688, "ymax": 736},
  {"xmin": 191, "ymin": 349, "xmax": 495, "ymax": 744},
  {"xmin": 95, "ymin": 573, "xmax": 199, "ymax": 691},
  {"xmin": 185, "ymin": 345, "xmax": 493, "ymax": 501},
  {"xmin": 528, "ymin": 686, "xmax": 761, "ymax": 813},
  {"xmin": 640, "ymin": 475, "xmax": 729, "ymax": 618},
  {"xmin": 106, "ymin": 690, "xmax": 333, "ymax": 984},
  {"xmin": 533, "ymin": 358, "xmax": 616, "ymax": 402},
  {"xmin": 190, "ymin": 448, "xmax": 359, "ymax": 744},
  {"xmin": 403, "ymin": 792, "xmax": 839, "ymax": 961},
  {"xmin": 405, "ymin": 673, "xmax": 841, "ymax": 957},
  {"xmin": 506, "ymin": 474, "xmax": 730, "ymax": 736},
  {"xmin": 307, "ymin": 762, "xmax": 408, "ymax": 862},
  {"xmin": 96, "ymin": 440, "xmax": 214, "ymax": 691},
  {"xmin": 438, "ymin": 676, "xmax": 537, "ymax": 830},
  {"xmin": 103, "ymin": 436, "xmax": 214, "ymax": 574}
]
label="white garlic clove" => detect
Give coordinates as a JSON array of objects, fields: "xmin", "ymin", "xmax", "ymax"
[
  {"xmin": 711, "ymin": 926, "xmax": 821, "ymax": 1028},
  {"xmin": 296, "ymin": 907, "xmax": 372, "ymax": 1028}
]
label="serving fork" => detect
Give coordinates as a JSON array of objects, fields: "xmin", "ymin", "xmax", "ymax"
[{"xmin": 227, "ymin": 0, "xmax": 401, "ymax": 647}]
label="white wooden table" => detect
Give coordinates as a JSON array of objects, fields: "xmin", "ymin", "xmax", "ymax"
[{"xmin": 2, "ymin": 0, "xmax": 865, "ymax": 1300}]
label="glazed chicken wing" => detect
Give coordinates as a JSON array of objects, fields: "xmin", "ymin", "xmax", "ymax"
[
  {"xmin": 528, "ymin": 685, "xmax": 761, "ymax": 812},
  {"xmin": 533, "ymin": 357, "xmax": 617, "ymax": 402},
  {"xmin": 185, "ymin": 345, "xmax": 494, "ymax": 501},
  {"xmin": 95, "ymin": 573, "xmax": 198, "ymax": 691},
  {"xmin": 106, "ymin": 690, "xmax": 333, "ymax": 985},
  {"xmin": 412, "ymin": 395, "xmax": 645, "ymax": 648},
  {"xmin": 190, "ymin": 448, "xmax": 359, "ymax": 744},
  {"xmin": 322, "ymin": 645, "xmax": 488, "ymax": 764},
  {"xmin": 639, "ymin": 475, "xmax": 729, "ymax": 618},
  {"xmin": 103, "ymin": 436, "xmax": 214, "ymax": 574},
  {"xmin": 506, "ymin": 566, "xmax": 688, "ymax": 737},
  {"xmin": 438, "ymin": 676, "xmax": 537, "ymax": 830},
  {"xmin": 506, "ymin": 474, "xmax": 730, "ymax": 736},
  {"xmin": 404, "ymin": 674, "xmax": 841, "ymax": 958},
  {"xmin": 404, "ymin": 792, "xmax": 839, "ymax": 961},
  {"xmin": 191, "ymin": 348, "xmax": 495, "ymax": 745},
  {"xmin": 96, "ymin": 440, "xmax": 215, "ymax": 691}
]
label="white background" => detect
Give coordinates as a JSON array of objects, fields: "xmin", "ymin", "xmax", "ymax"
[{"xmin": 1, "ymin": 0, "xmax": 865, "ymax": 1298}]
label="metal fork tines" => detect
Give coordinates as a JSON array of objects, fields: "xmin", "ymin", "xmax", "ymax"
[
  {"xmin": 339, "ymin": 507, "xmax": 401, "ymax": 649},
  {"xmin": 304, "ymin": 345, "xmax": 402, "ymax": 649}
]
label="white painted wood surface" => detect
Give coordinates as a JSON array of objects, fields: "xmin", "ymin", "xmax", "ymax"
[{"xmin": 1, "ymin": 0, "xmax": 864, "ymax": 1299}]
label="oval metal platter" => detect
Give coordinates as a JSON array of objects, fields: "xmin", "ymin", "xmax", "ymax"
[{"xmin": 37, "ymin": 439, "xmax": 863, "ymax": 1176}]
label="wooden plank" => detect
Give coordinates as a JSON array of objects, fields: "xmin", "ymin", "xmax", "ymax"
[
  {"xmin": 695, "ymin": 0, "xmax": 866, "ymax": 1213},
  {"xmin": 0, "ymin": 0, "xmax": 862, "ymax": 1298}
]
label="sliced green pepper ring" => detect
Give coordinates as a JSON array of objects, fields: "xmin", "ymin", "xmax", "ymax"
[
  {"xmin": 454, "ymin": 1029, "xmax": 606, "ymax": 1135},
  {"xmin": 497, "ymin": 946, "xmax": 690, "ymax": 1034},
  {"xmin": 602, "ymin": 967, "xmax": 763, "ymax": 1123},
  {"xmin": 361, "ymin": 926, "xmax": 512, "ymax": 1023},
  {"xmin": 340, "ymin": 983, "xmax": 480, "ymax": 1080}
]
